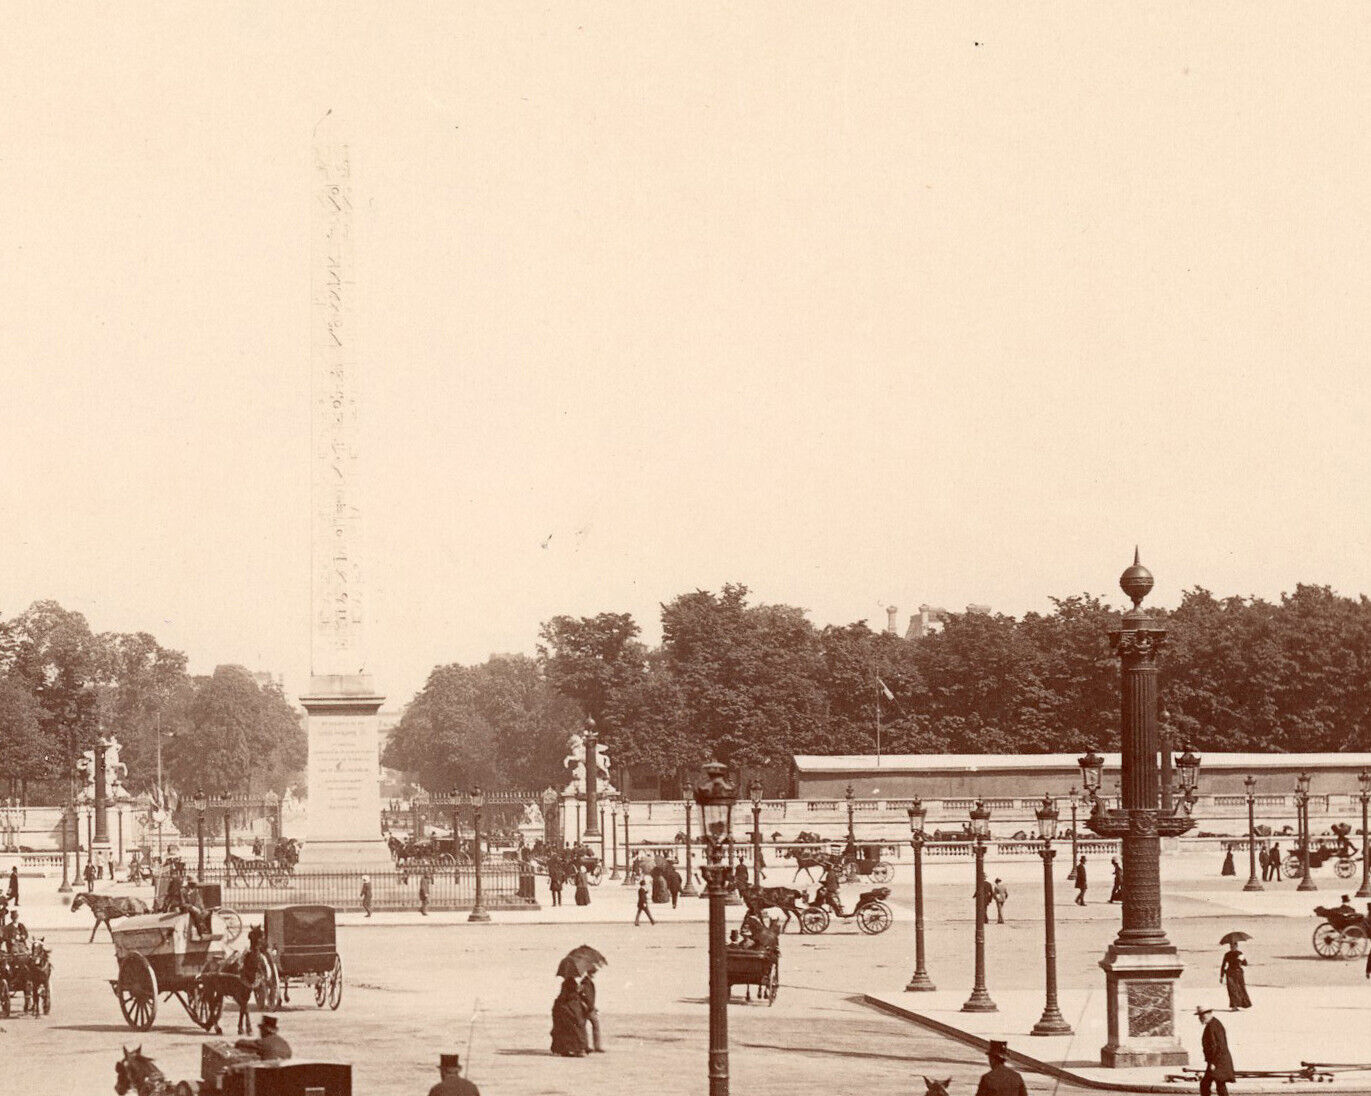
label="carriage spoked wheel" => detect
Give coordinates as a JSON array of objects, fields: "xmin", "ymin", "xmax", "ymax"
[
  {"xmin": 869, "ymin": 862, "xmax": 894, "ymax": 884},
  {"xmin": 255, "ymin": 958, "xmax": 282, "ymax": 1010},
  {"xmin": 117, "ymin": 953, "xmax": 158, "ymax": 1030},
  {"xmin": 219, "ymin": 908, "xmax": 243, "ymax": 944},
  {"xmin": 1313, "ymin": 922, "xmax": 1345, "ymax": 958},
  {"xmin": 0, "ymin": 977, "xmax": 10, "ymax": 1019},
  {"xmin": 798, "ymin": 907, "xmax": 830, "ymax": 935},
  {"xmin": 1341, "ymin": 924, "xmax": 1370, "ymax": 959},
  {"xmin": 856, "ymin": 901, "xmax": 893, "ymax": 936},
  {"xmin": 1285, "ymin": 854, "xmax": 1302, "ymax": 878},
  {"xmin": 765, "ymin": 961, "xmax": 779, "ymax": 1006},
  {"xmin": 187, "ymin": 981, "xmax": 224, "ymax": 1032},
  {"xmin": 586, "ymin": 864, "xmax": 603, "ymax": 886},
  {"xmin": 327, "ymin": 956, "xmax": 343, "ymax": 1010},
  {"xmin": 1335, "ymin": 858, "xmax": 1357, "ymax": 880}
]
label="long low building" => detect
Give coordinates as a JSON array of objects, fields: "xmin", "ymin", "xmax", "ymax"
[{"xmin": 791, "ymin": 752, "xmax": 1371, "ymax": 800}]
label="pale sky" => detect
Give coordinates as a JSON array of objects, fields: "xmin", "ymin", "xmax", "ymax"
[{"xmin": 2, "ymin": 5, "xmax": 1369, "ymax": 707}]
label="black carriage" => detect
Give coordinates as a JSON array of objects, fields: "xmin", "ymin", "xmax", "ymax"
[
  {"xmin": 1284, "ymin": 840, "xmax": 1358, "ymax": 880},
  {"xmin": 1311, "ymin": 905, "xmax": 1370, "ymax": 960},
  {"xmin": 840, "ymin": 843, "xmax": 894, "ymax": 884},
  {"xmin": 256, "ymin": 904, "xmax": 342, "ymax": 1011},
  {"xmin": 797, "ymin": 886, "xmax": 894, "ymax": 935},
  {"xmin": 726, "ymin": 944, "xmax": 779, "ymax": 1005},
  {"xmin": 0, "ymin": 939, "xmax": 50, "ymax": 1018},
  {"xmin": 109, "ymin": 910, "xmax": 233, "ymax": 1031}
]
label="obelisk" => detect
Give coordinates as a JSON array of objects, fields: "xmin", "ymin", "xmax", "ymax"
[{"xmin": 298, "ymin": 117, "xmax": 388, "ymax": 866}]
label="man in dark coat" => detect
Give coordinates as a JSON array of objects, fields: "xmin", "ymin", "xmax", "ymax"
[
  {"xmin": 666, "ymin": 863, "xmax": 682, "ymax": 908},
  {"xmin": 974, "ymin": 1040, "xmax": 1027, "ymax": 1096},
  {"xmin": 1197, "ymin": 1006, "xmax": 1235, "ymax": 1096},
  {"xmin": 580, "ymin": 970, "xmax": 603, "ymax": 1052},
  {"xmin": 428, "ymin": 1053, "xmax": 480, "ymax": 1096},
  {"xmin": 1074, "ymin": 857, "xmax": 1088, "ymax": 905},
  {"xmin": 7, "ymin": 866, "xmax": 17, "ymax": 907},
  {"xmin": 236, "ymin": 1015, "xmax": 292, "ymax": 1060},
  {"xmin": 1267, "ymin": 841, "xmax": 1282, "ymax": 881},
  {"xmin": 1109, "ymin": 858, "xmax": 1123, "ymax": 903}
]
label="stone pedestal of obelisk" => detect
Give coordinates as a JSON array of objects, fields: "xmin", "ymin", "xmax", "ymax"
[{"xmin": 299, "ymin": 122, "xmax": 389, "ymax": 867}]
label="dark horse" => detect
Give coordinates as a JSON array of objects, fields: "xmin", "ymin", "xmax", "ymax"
[
  {"xmin": 740, "ymin": 884, "xmax": 806, "ymax": 932},
  {"xmin": 200, "ymin": 952, "xmax": 258, "ymax": 1035},
  {"xmin": 114, "ymin": 1046, "xmax": 196, "ymax": 1096},
  {"xmin": 70, "ymin": 892, "xmax": 149, "ymax": 942}
]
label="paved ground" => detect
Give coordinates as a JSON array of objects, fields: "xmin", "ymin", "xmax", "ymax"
[{"xmin": 5, "ymin": 853, "xmax": 1371, "ymax": 1094}]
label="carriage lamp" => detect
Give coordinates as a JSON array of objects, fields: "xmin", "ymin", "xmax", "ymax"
[
  {"xmin": 695, "ymin": 761, "xmax": 737, "ymax": 1096},
  {"xmin": 1077, "ymin": 748, "xmax": 1104, "ymax": 801},
  {"xmin": 1035, "ymin": 795, "xmax": 1060, "ymax": 843},
  {"xmin": 905, "ymin": 798, "xmax": 934, "ymax": 992},
  {"xmin": 1030, "ymin": 794, "xmax": 1071, "ymax": 1036},
  {"xmin": 962, "ymin": 799, "xmax": 996, "ymax": 1013}
]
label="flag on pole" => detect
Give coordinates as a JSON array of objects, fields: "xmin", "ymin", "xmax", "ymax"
[{"xmin": 878, "ymin": 678, "xmax": 895, "ymax": 701}]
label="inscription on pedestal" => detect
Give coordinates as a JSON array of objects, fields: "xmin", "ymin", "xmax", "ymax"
[{"xmin": 1127, "ymin": 982, "xmax": 1174, "ymax": 1038}]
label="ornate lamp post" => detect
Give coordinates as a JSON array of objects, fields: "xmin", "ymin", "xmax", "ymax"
[
  {"xmin": 1296, "ymin": 772, "xmax": 1317, "ymax": 892},
  {"xmin": 748, "ymin": 779, "xmax": 764, "ymax": 887},
  {"xmin": 58, "ymin": 802, "xmax": 72, "ymax": 893},
  {"xmin": 608, "ymin": 798, "xmax": 620, "ymax": 880},
  {"xmin": 905, "ymin": 798, "xmax": 935, "ymax": 991},
  {"xmin": 468, "ymin": 787, "xmax": 491, "ymax": 922},
  {"xmin": 1031, "ymin": 795, "xmax": 1071, "ymax": 1036},
  {"xmin": 1243, "ymin": 775, "xmax": 1263, "ymax": 892},
  {"xmin": 193, "ymin": 789, "xmax": 208, "ymax": 879},
  {"xmin": 1358, "ymin": 770, "xmax": 1371, "ymax": 899},
  {"xmin": 1067, "ymin": 786, "xmax": 1081, "ymax": 880},
  {"xmin": 844, "ymin": 783, "xmax": 856, "ymax": 852},
  {"xmin": 962, "ymin": 799, "xmax": 996, "ymax": 1013},
  {"xmin": 621, "ymin": 799, "xmax": 634, "ymax": 886},
  {"xmin": 582, "ymin": 717, "xmax": 600, "ymax": 839},
  {"xmin": 682, "ymin": 780, "xmax": 698, "ymax": 897},
  {"xmin": 1085, "ymin": 551, "xmax": 1192, "ymax": 1067},
  {"xmin": 695, "ymin": 761, "xmax": 737, "ymax": 1096}
]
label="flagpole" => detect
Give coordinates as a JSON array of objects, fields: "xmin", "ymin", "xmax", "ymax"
[{"xmin": 876, "ymin": 679, "xmax": 881, "ymax": 765}]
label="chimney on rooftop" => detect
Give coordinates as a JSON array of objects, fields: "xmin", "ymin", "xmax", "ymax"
[{"xmin": 886, "ymin": 606, "xmax": 899, "ymax": 635}]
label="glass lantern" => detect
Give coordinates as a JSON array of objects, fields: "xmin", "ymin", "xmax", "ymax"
[
  {"xmin": 907, "ymin": 797, "xmax": 927, "ymax": 839},
  {"xmin": 1174, "ymin": 747, "xmax": 1201, "ymax": 796},
  {"xmin": 468, "ymin": 786, "xmax": 485, "ymax": 811},
  {"xmin": 695, "ymin": 761, "xmax": 736, "ymax": 857},
  {"xmin": 1077, "ymin": 748, "xmax": 1105, "ymax": 797},
  {"xmin": 193, "ymin": 789, "xmax": 208, "ymax": 814},
  {"xmin": 969, "ymin": 799, "xmax": 991, "ymax": 840},
  {"xmin": 1360, "ymin": 770, "xmax": 1371, "ymax": 800},
  {"xmin": 1296, "ymin": 771, "xmax": 1312, "ymax": 797},
  {"xmin": 749, "ymin": 779, "xmax": 763, "ymax": 810},
  {"xmin": 1034, "ymin": 795, "xmax": 1059, "ymax": 842}
]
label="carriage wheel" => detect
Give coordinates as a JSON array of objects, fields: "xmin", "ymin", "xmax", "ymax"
[
  {"xmin": 1312, "ymin": 922, "xmax": 1344, "ymax": 958},
  {"xmin": 437, "ymin": 853, "xmax": 456, "ymax": 867},
  {"xmin": 799, "ymin": 907, "xmax": 829, "ymax": 935},
  {"xmin": 586, "ymin": 864, "xmax": 603, "ymax": 886},
  {"xmin": 1285, "ymin": 854, "xmax": 1302, "ymax": 877},
  {"xmin": 187, "ymin": 981, "xmax": 223, "ymax": 1031},
  {"xmin": 841, "ymin": 862, "xmax": 858, "ymax": 883},
  {"xmin": 255, "ymin": 960, "xmax": 282, "ymax": 1010},
  {"xmin": 117, "ymin": 954, "xmax": 158, "ymax": 1030},
  {"xmin": 327, "ymin": 956, "xmax": 343, "ymax": 1010},
  {"xmin": 870, "ymin": 862, "xmax": 894, "ymax": 884},
  {"xmin": 219, "ymin": 908, "xmax": 243, "ymax": 944},
  {"xmin": 0, "ymin": 977, "xmax": 9, "ymax": 1019},
  {"xmin": 766, "ymin": 961, "xmax": 779, "ymax": 1006},
  {"xmin": 857, "ymin": 901, "xmax": 893, "ymax": 935},
  {"xmin": 1336, "ymin": 858, "xmax": 1357, "ymax": 880},
  {"xmin": 1341, "ymin": 924, "xmax": 1369, "ymax": 959}
]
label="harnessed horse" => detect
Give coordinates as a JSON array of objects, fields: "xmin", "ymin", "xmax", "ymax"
[{"xmin": 70, "ymin": 892, "xmax": 148, "ymax": 942}]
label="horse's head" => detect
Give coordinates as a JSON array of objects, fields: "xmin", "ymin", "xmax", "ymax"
[
  {"xmin": 923, "ymin": 1077, "xmax": 952, "ymax": 1096},
  {"xmin": 116, "ymin": 1046, "xmax": 163, "ymax": 1095},
  {"xmin": 70, "ymin": 892, "xmax": 87, "ymax": 912}
]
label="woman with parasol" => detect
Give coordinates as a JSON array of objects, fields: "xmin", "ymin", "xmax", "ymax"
[
  {"xmin": 551, "ymin": 947, "xmax": 606, "ymax": 1057},
  {"xmin": 1218, "ymin": 932, "xmax": 1251, "ymax": 1009}
]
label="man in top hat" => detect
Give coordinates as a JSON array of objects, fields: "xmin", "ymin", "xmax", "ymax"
[
  {"xmin": 1196, "ymin": 1006, "xmax": 1235, "ymax": 1096},
  {"xmin": 235, "ymin": 1015, "xmax": 292, "ymax": 1060},
  {"xmin": 974, "ymin": 1040, "xmax": 1026, "ymax": 1096},
  {"xmin": 428, "ymin": 1053, "xmax": 480, "ymax": 1096}
]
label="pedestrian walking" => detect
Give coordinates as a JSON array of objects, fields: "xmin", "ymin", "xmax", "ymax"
[
  {"xmin": 419, "ymin": 872, "xmax": 431, "ymax": 916},
  {"xmin": 548, "ymin": 863, "xmax": 563, "ymax": 907},
  {"xmin": 634, "ymin": 879, "xmax": 656, "ymax": 925},
  {"xmin": 361, "ymin": 874, "xmax": 373, "ymax": 917},
  {"xmin": 651, "ymin": 860, "xmax": 669, "ymax": 904},
  {"xmin": 580, "ymin": 970, "xmax": 603, "ymax": 1052},
  {"xmin": 991, "ymin": 879, "xmax": 1008, "ymax": 923},
  {"xmin": 7, "ymin": 866, "xmax": 17, "ymax": 908},
  {"xmin": 974, "ymin": 1040, "xmax": 1027, "ymax": 1096},
  {"xmin": 1109, "ymin": 858, "xmax": 1123, "ymax": 903},
  {"xmin": 573, "ymin": 866, "xmax": 591, "ymax": 906},
  {"xmin": 428, "ymin": 1053, "xmax": 480, "ymax": 1096},
  {"xmin": 1196, "ymin": 1006, "xmax": 1235, "ymax": 1096},
  {"xmin": 666, "ymin": 862, "xmax": 682, "ymax": 908},
  {"xmin": 550, "ymin": 977, "xmax": 588, "ymax": 1057},
  {"xmin": 1268, "ymin": 841, "xmax": 1282, "ymax": 881},
  {"xmin": 1074, "ymin": 857, "xmax": 1088, "ymax": 905},
  {"xmin": 1220, "ymin": 845, "xmax": 1236, "ymax": 877},
  {"xmin": 1219, "ymin": 940, "xmax": 1251, "ymax": 1009},
  {"xmin": 1257, "ymin": 845, "xmax": 1270, "ymax": 882},
  {"xmin": 84, "ymin": 859, "xmax": 97, "ymax": 892}
]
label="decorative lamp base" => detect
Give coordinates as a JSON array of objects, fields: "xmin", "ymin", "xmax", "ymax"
[
  {"xmin": 961, "ymin": 990, "xmax": 997, "ymax": 1013},
  {"xmin": 1031, "ymin": 1009, "xmax": 1073, "ymax": 1036},
  {"xmin": 904, "ymin": 972, "xmax": 936, "ymax": 992}
]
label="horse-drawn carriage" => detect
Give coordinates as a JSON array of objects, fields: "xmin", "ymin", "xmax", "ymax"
[
  {"xmin": 253, "ymin": 904, "xmax": 343, "ymax": 1011},
  {"xmin": 109, "ymin": 909, "xmax": 235, "ymax": 1031},
  {"xmin": 388, "ymin": 833, "xmax": 462, "ymax": 871},
  {"xmin": 726, "ymin": 943, "xmax": 779, "ymax": 1005},
  {"xmin": 782, "ymin": 834, "xmax": 893, "ymax": 884},
  {"xmin": 226, "ymin": 838, "xmax": 301, "ymax": 888},
  {"xmin": 1285, "ymin": 832, "xmax": 1360, "ymax": 880},
  {"xmin": 798, "ymin": 885, "xmax": 894, "ymax": 935},
  {"xmin": 0, "ymin": 938, "xmax": 50, "ymax": 1017},
  {"xmin": 1311, "ymin": 904, "xmax": 1370, "ymax": 959}
]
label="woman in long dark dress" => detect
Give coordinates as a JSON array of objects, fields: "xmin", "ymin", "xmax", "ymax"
[
  {"xmin": 574, "ymin": 867, "xmax": 591, "ymax": 907},
  {"xmin": 1221, "ymin": 845, "xmax": 1236, "ymax": 877},
  {"xmin": 1220, "ymin": 941, "xmax": 1251, "ymax": 1009},
  {"xmin": 551, "ymin": 976, "xmax": 588, "ymax": 1056}
]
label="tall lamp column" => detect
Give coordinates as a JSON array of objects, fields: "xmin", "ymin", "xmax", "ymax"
[
  {"xmin": 193, "ymin": 789, "xmax": 207, "ymax": 879},
  {"xmin": 696, "ymin": 762, "xmax": 737, "ymax": 1096},
  {"xmin": 682, "ymin": 782, "xmax": 698, "ymax": 897},
  {"xmin": 582, "ymin": 717, "xmax": 600, "ymax": 839},
  {"xmin": 621, "ymin": 801, "xmax": 634, "ymax": 886},
  {"xmin": 1297, "ymin": 772, "xmax": 1317, "ymax": 892},
  {"xmin": 1068, "ymin": 786, "xmax": 1080, "ymax": 880},
  {"xmin": 1243, "ymin": 776, "xmax": 1263, "ymax": 892},
  {"xmin": 844, "ymin": 783, "xmax": 856, "ymax": 851},
  {"xmin": 58, "ymin": 803, "xmax": 72, "ymax": 893},
  {"xmin": 1031, "ymin": 795, "xmax": 1071, "ymax": 1035},
  {"xmin": 1358, "ymin": 770, "xmax": 1371, "ymax": 900},
  {"xmin": 905, "ymin": 799, "xmax": 935, "ymax": 991},
  {"xmin": 961, "ymin": 799, "xmax": 996, "ymax": 1012},
  {"xmin": 468, "ymin": 787, "xmax": 491, "ymax": 922},
  {"xmin": 608, "ymin": 799, "xmax": 620, "ymax": 881},
  {"xmin": 748, "ymin": 780, "xmax": 763, "ymax": 888}
]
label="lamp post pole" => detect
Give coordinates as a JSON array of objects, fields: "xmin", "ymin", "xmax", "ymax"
[
  {"xmin": 844, "ymin": 783, "xmax": 856, "ymax": 851},
  {"xmin": 1243, "ymin": 775, "xmax": 1263, "ymax": 892},
  {"xmin": 1358, "ymin": 771, "xmax": 1371, "ymax": 899},
  {"xmin": 682, "ymin": 784, "xmax": 698, "ymax": 897},
  {"xmin": 1032, "ymin": 796, "xmax": 1071, "ymax": 1035},
  {"xmin": 1068, "ymin": 787, "xmax": 1079, "ymax": 880},
  {"xmin": 608, "ymin": 800, "xmax": 620, "ymax": 880},
  {"xmin": 194, "ymin": 790, "xmax": 207, "ymax": 879},
  {"xmin": 621, "ymin": 802, "xmax": 633, "ymax": 886},
  {"xmin": 469, "ymin": 788, "xmax": 490, "ymax": 922},
  {"xmin": 1297, "ymin": 773, "xmax": 1317, "ymax": 892},
  {"xmin": 905, "ymin": 799, "xmax": 935, "ymax": 991},
  {"xmin": 58, "ymin": 803, "xmax": 72, "ymax": 893},
  {"xmin": 582, "ymin": 717, "xmax": 600, "ymax": 839},
  {"xmin": 696, "ymin": 761, "xmax": 736, "ymax": 1096},
  {"xmin": 748, "ymin": 780, "xmax": 763, "ymax": 888},
  {"xmin": 962, "ymin": 799, "xmax": 996, "ymax": 1012}
]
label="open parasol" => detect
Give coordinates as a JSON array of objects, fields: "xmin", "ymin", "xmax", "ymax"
[
  {"xmin": 556, "ymin": 945, "xmax": 608, "ymax": 979},
  {"xmin": 1218, "ymin": 931, "xmax": 1252, "ymax": 946}
]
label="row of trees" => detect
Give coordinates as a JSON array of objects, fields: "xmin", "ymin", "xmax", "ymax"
[
  {"xmin": 383, "ymin": 582, "xmax": 1371, "ymax": 795},
  {"xmin": 0, "ymin": 600, "xmax": 304, "ymax": 802}
]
